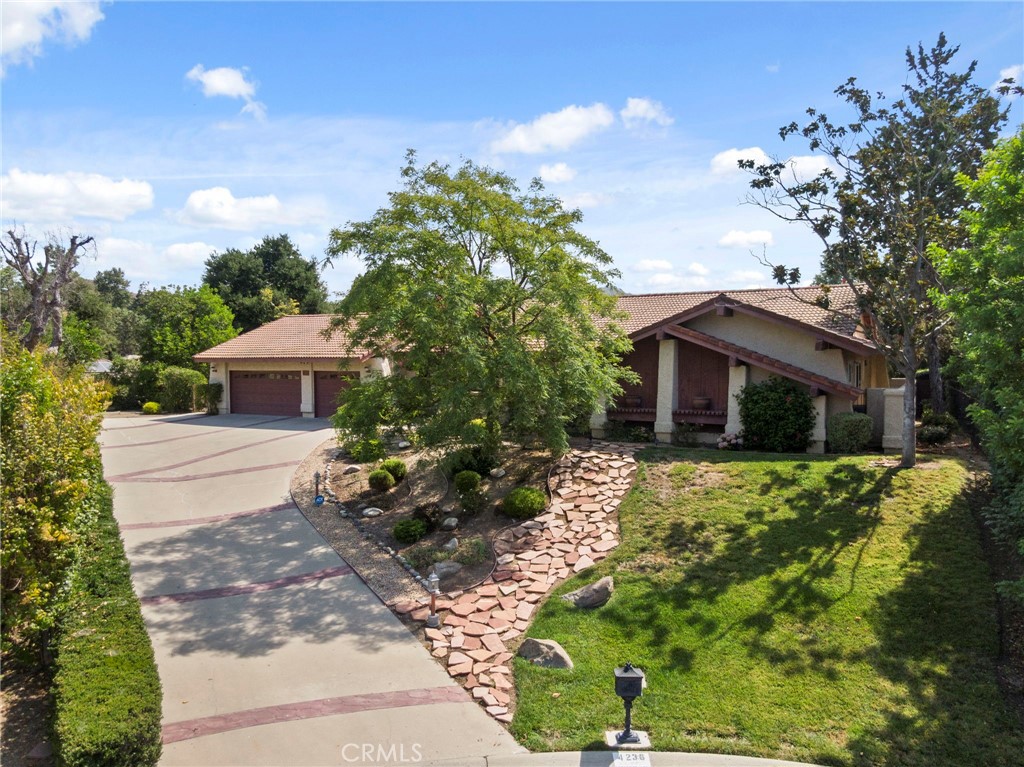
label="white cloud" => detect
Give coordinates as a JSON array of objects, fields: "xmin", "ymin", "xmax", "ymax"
[
  {"xmin": 688, "ymin": 261, "xmax": 709, "ymax": 276},
  {"xmin": 491, "ymin": 103, "xmax": 614, "ymax": 154},
  {"xmin": 636, "ymin": 258, "xmax": 673, "ymax": 272},
  {"xmin": 620, "ymin": 97, "xmax": 674, "ymax": 129},
  {"xmin": 766, "ymin": 63, "xmax": 781, "ymax": 74},
  {"xmin": 538, "ymin": 162, "xmax": 577, "ymax": 183},
  {"xmin": 643, "ymin": 272, "xmax": 710, "ymax": 290},
  {"xmin": 176, "ymin": 186, "xmax": 323, "ymax": 230},
  {"xmin": 710, "ymin": 146, "xmax": 770, "ymax": 176},
  {"xmin": 560, "ymin": 191, "xmax": 610, "ymax": 209},
  {"xmin": 186, "ymin": 64, "xmax": 267, "ymax": 121},
  {"xmin": 1, "ymin": 0, "xmax": 104, "ymax": 76},
  {"xmin": 718, "ymin": 229, "xmax": 775, "ymax": 248},
  {"xmin": 163, "ymin": 241, "xmax": 217, "ymax": 267},
  {"xmin": 729, "ymin": 269, "xmax": 771, "ymax": 287},
  {"xmin": 993, "ymin": 64, "xmax": 1022, "ymax": 99},
  {"xmin": 1, "ymin": 168, "xmax": 153, "ymax": 221}
]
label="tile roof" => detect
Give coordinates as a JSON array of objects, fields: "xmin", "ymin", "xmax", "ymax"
[
  {"xmin": 193, "ymin": 315, "xmax": 372, "ymax": 362},
  {"xmin": 614, "ymin": 284, "xmax": 869, "ymax": 345}
]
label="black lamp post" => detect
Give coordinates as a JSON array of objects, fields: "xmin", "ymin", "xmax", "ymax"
[{"xmin": 613, "ymin": 663, "xmax": 645, "ymax": 745}]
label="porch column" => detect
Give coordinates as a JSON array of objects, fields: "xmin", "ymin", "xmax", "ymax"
[
  {"xmin": 590, "ymin": 396, "xmax": 609, "ymax": 439},
  {"xmin": 654, "ymin": 337, "xmax": 679, "ymax": 442},
  {"xmin": 725, "ymin": 363, "xmax": 749, "ymax": 434},
  {"xmin": 882, "ymin": 380, "xmax": 906, "ymax": 452},
  {"xmin": 808, "ymin": 394, "xmax": 827, "ymax": 453},
  {"xmin": 209, "ymin": 362, "xmax": 228, "ymax": 414},
  {"xmin": 300, "ymin": 364, "xmax": 314, "ymax": 418}
]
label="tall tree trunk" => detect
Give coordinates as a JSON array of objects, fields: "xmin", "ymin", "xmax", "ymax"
[
  {"xmin": 927, "ymin": 334, "xmax": 946, "ymax": 414},
  {"xmin": 901, "ymin": 338, "xmax": 918, "ymax": 468}
]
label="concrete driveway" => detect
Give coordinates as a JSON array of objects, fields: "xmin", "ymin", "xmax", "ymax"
[{"xmin": 102, "ymin": 413, "xmax": 522, "ymax": 766}]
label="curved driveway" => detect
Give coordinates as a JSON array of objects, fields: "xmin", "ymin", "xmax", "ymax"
[{"xmin": 102, "ymin": 413, "xmax": 521, "ymax": 766}]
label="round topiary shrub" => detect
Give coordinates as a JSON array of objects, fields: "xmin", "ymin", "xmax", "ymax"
[
  {"xmin": 503, "ymin": 487, "xmax": 546, "ymax": 520},
  {"xmin": 380, "ymin": 458, "xmax": 408, "ymax": 482},
  {"xmin": 737, "ymin": 377, "xmax": 816, "ymax": 453},
  {"xmin": 454, "ymin": 470, "xmax": 481, "ymax": 496},
  {"xmin": 368, "ymin": 468, "xmax": 396, "ymax": 493},
  {"xmin": 142, "ymin": 401, "xmax": 161, "ymax": 414},
  {"xmin": 392, "ymin": 518, "xmax": 427, "ymax": 544},
  {"xmin": 917, "ymin": 424, "xmax": 949, "ymax": 445},
  {"xmin": 347, "ymin": 438, "xmax": 387, "ymax": 463},
  {"xmin": 827, "ymin": 412, "xmax": 874, "ymax": 453}
]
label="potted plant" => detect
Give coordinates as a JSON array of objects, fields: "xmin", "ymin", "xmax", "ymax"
[{"xmin": 692, "ymin": 395, "xmax": 711, "ymax": 410}]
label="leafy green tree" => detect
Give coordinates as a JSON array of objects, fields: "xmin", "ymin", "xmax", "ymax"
[
  {"xmin": 138, "ymin": 285, "xmax": 237, "ymax": 369},
  {"xmin": 325, "ymin": 152, "xmax": 635, "ymax": 459},
  {"xmin": 1, "ymin": 328, "xmax": 111, "ymax": 651},
  {"xmin": 203, "ymin": 234, "xmax": 327, "ymax": 332},
  {"xmin": 742, "ymin": 34, "xmax": 1017, "ymax": 467},
  {"xmin": 93, "ymin": 267, "xmax": 133, "ymax": 309},
  {"xmin": 936, "ymin": 129, "xmax": 1024, "ymax": 601}
]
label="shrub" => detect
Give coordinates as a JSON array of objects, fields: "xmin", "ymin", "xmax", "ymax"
[
  {"xmin": 605, "ymin": 420, "xmax": 655, "ymax": 443},
  {"xmin": 380, "ymin": 458, "xmax": 408, "ymax": 482},
  {"xmin": 922, "ymin": 409, "xmax": 958, "ymax": 431},
  {"xmin": 347, "ymin": 438, "xmax": 387, "ymax": 463},
  {"xmin": 503, "ymin": 487, "xmax": 547, "ymax": 520},
  {"xmin": 828, "ymin": 412, "xmax": 874, "ymax": 453},
  {"xmin": 737, "ymin": 377, "xmax": 816, "ymax": 453},
  {"xmin": 204, "ymin": 382, "xmax": 224, "ymax": 415},
  {"xmin": 53, "ymin": 482, "xmax": 162, "ymax": 767},
  {"xmin": 454, "ymin": 470, "xmax": 481, "ymax": 495},
  {"xmin": 142, "ymin": 401, "xmax": 161, "ymax": 414},
  {"xmin": 405, "ymin": 543, "xmax": 448, "ymax": 572},
  {"xmin": 368, "ymin": 469, "xmax": 396, "ymax": 493},
  {"xmin": 157, "ymin": 366, "xmax": 207, "ymax": 413},
  {"xmin": 393, "ymin": 518, "xmax": 427, "ymax": 544},
  {"xmin": 454, "ymin": 536, "xmax": 489, "ymax": 566},
  {"xmin": 442, "ymin": 446, "xmax": 497, "ymax": 477},
  {"xmin": 1, "ymin": 334, "xmax": 110, "ymax": 649},
  {"xmin": 918, "ymin": 424, "xmax": 950, "ymax": 445},
  {"xmin": 109, "ymin": 358, "xmax": 165, "ymax": 410},
  {"xmin": 459, "ymin": 488, "xmax": 487, "ymax": 515}
]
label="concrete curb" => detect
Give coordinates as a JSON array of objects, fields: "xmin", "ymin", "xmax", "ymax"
[{"xmin": 422, "ymin": 752, "xmax": 825, "ymax": 767}]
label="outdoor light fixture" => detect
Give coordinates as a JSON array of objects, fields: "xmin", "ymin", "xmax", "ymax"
[
  {"xmin": 426, "ymin": 571, "xmax": 440, "ymax": 629},
  {"xmin": 611, "ymin": 662, "xmax": 648, "ymax": 747}
]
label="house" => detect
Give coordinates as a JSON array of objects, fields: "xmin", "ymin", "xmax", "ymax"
[
  {"xmin": 594, "ymin": 284, "xmax": 891, "ymax": 452},
  {"xmin": 193, "ymin": 314, "xmax": 390, "ymax": 418},
  {"xmin": 193, "ymin": 285, "xmax": 899, "ymax": 452}
]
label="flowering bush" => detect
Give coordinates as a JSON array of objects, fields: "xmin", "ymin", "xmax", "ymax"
[{"xmin": 718, "ymin": 432, "xmax": 744, "ymax": 450}]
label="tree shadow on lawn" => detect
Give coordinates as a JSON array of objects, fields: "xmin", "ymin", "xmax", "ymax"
[{"xmin": 602, "ymin": 451, "xmax": 1024, "ymax": 765}]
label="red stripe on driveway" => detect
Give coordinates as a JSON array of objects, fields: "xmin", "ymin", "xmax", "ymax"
[
  {"xmin": 162, "ymin": 686, "xmax": 469, "ymax": 744},
  {"xmin": 141, "ymin": 565, "xmax": 354, "ymax": 606},
  {"xmin": 109, "ymin": 459, "xmax": 301, "ymax": 483},
  {"xmin": 103, "ymin": 416, "xmax": 297, "ymax": 448},
  {"xmin": 119, "ymin": 502, "xmax": 295, "ymax": 530}
]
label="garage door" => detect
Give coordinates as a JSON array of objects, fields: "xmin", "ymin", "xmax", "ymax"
[
  {"xmin": 230, "ymin": 371, "xmax": 301, "ymax": 416},
  {"xmin": 315, "ymin": 372, "xmax": 356, "ymax": 418}
]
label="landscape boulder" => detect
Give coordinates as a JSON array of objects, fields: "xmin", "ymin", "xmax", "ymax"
[
  {"xmin": 442, "ymin": 537, "xmax": 459, "ymax": 553},
  {"xmin": 362, "ymin": 507, "xmax": 383, "ymax": 518},
  {"xmin": 441, "ymin": 516, "xmax": 459, "ymax": 532},
  {"xmin": 561, "ymin": 576, "xmax": 614, "ymax": 609},
  {"xmin": 343, "ymin": 465, "xmax": 361, "ymax": 475},
  {"xmin": 518, "ymin": 638, "xmax": 574, "ymax": 670},
  {"xmin": 489, "ymin": 467, "xmax": 506, "ymax": 479},
  {"xmin": 433, "ymin": 560, "xmax": 462, "ymax": 578}
]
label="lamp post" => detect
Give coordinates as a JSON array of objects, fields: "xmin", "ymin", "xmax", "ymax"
[
  {"xmin": 608, "ymin": 662, "xmax": 649, "ymax": 748},
  {"xmin": 426, "ymin": 571, "xmax": 440, "ymax": 629},
  {"xmin": 314, "ymin": 471, "xmax": 321, "ymax": 495}
]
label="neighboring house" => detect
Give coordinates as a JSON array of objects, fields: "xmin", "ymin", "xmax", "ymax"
[
  {"xmin": 594, "ymin": 285, "xmax": 891, "ymax": 452},
  {"xmin": 193, "ymin": 315, "xmax": 390, "ymax": 418}
]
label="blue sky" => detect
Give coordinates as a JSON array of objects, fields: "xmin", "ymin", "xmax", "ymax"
[{"xmin": 2, "ymin": 1, "xmax": 1021, "ymax": 299}]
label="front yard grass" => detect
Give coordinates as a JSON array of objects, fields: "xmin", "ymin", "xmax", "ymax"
[{"xmin": 511, "ymin": 449, "xmax": 1024, "ymax": 767}]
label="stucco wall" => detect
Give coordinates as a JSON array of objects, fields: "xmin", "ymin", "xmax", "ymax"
[{"xmin": 688, "ymin": 312, "xmax": 850, "ymax": 381}]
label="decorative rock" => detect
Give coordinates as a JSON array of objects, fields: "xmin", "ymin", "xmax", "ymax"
[
  {"xmin": 489, "ymin": 467, "xmax": 506, "ymax": 478},
  {"xmin": 441, "ymin": 517, "xmax": 460, "ymax": 532},
  {"xmin": 397, "ymin": 440, "xmax": 412, "ymax": 449},
  {"xmin": 442, "ymin": 537, "xmax": 459, "ymax": 553},
  {"xmin": 362, "ymin": 507, "xmax": 384, "ymax": 518},
  {"xmin": 562, "ymin": 576, "xmax": 614, "ymax": 608},
  {"xmin": 434, "ymin": 560, "xmax": 463, "ymax": 578},
  {"xmin": 518, "ymin": 638, "xmax": 574, "ymax": 670}
]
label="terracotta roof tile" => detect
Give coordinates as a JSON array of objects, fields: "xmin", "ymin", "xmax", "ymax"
[
  {"xmin": 615, "ymin": 284, "xmax": 868, "ymax": 344},
  {"xmin": 193, "ymin": 315, "xmax": 371, "ymax": 362}
]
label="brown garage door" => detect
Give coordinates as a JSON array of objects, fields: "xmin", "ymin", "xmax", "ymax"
[
  {"xmin": 315, "ymin": 372, "xmax": 356, "ymax": 418},
  {"xmin": 230, "ymin": 371, "xmax": 301, "ymax": 416}
]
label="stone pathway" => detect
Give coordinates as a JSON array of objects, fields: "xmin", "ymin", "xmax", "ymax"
[{"xmin": 392, "ymin": 442, "xmax": 638, "ymax": 722}]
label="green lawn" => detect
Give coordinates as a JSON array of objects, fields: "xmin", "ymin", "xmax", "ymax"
[{"xmin": 511, "ymin": 449, "xmax": 1024, "ymax": 767}]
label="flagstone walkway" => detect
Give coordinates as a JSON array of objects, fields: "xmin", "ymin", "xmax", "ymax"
[{"xmin": 392, "ymin": 442, "xmax": 638, "ymax": 721}]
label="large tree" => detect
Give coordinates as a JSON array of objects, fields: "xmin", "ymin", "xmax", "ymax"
[
  {"xmin": 742, "ymin": 34, "xmax": 1017, "ymax": 467},
  {"xmin": 936, "ymin": 129, "xmax": 1024, "ymax": 600},
  {"xmin": 1, "ymin": 229, "xmax": 95, "ymax": 350},
  {"xmin": 324, "ymin": 152, "xmax": 634, "ymax": 458},
  {"xmin": 203, "ymin": 234, "xmax": 328, "ymax": 332},
  {"xmin": 138, "ymin": 285, "xmax": 237, "ymax": 369}
]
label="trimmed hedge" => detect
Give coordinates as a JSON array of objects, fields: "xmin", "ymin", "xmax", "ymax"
[
  {"xmin": 393, "ymin": 518, "xmax": 427, "ymax": 544},
  {"xmin": 380, "ymin": 458, "xmax": 408, "ymax": 482},
  {"xmin": 53, "ymin": 482, "xmax": 162, "ymax": 767},
  {"xmin": 828, "ymin": 412, "xmax": 874, "ymax": 453},
  {"xmin": 503, "ymin": 487, "xmax": 547, "ymax": 520},
  {"xmin": 157, "ymin": 366, "xmax": 207, "ymax": 413},
  {"xmin": 368, "ymin": 468, "xmax": 396, "ymax": 492}
]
